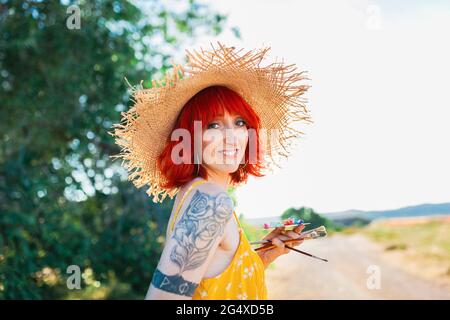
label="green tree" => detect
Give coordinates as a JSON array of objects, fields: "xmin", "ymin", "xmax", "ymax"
[
  {"xmin": 281, "ymin": 207, "xmax": 336, "ymax": 231},
  {"xmin": 0, "ymin": 0, "xmax": 236, "ymax": 299}
]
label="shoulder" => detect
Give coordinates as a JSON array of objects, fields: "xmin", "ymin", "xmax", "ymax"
[
  {"xmin": 169, "ymin": 180, "xmax": 234, "ymax": 250},
  {"xmin": 193, "ymin": 180, "xmax": 229, "ymax": 196},
  {"xmin": 192, "ymin": 182, "xmax": 234, "ymax": 209},
  {"xmin": 179, "ymin": 180, "xmax": 234, "ymax": 217}
]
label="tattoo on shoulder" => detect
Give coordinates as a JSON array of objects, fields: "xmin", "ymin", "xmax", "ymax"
[
  {"xmin": 170, "ymin": 190, "xmax": 233, "ymax": 273},
  {"xmin": 151, "ymin": 268, "xmax": 198, "ymax": 296}
]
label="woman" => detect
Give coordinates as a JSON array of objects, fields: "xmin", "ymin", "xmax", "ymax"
[{"xmin": 111, "ymin": 42, "xmax": 312, "ymax": 300}]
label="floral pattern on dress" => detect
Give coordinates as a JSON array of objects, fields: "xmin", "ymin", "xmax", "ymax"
[{"xmin": 191, "ymin": 211, "xmax": 268, "ymax": 300}]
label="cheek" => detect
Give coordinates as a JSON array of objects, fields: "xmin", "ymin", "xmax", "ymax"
[
  {"xmin": 203, "ymin": 129, "xmax": 223, "ymax": 146},
  {"xmin": 203, "ymin": 135, "xmax": 218, "ymax": 147},
  {"xmin": 202, "ymin": 134, "xmax": 220, "ymax": 157},
  {"xmin": 237, "ymin": 129, "xmax": 249, "ymax": 147}
]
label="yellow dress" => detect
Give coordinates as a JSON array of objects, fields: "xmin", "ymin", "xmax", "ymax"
[{"xmin": 168, "ymin": 179, "xmax": 268, "ymax": 300}]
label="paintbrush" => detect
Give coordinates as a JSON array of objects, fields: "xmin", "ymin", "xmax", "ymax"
[
  {"xmin": 251, "ymin": 226, "xmax": 328, "ymax": 262},
  {"xmin": 284, "ymin": 245, "xmax": 328, "ymax": 262},
  {"xmin": 250, "ymin": 225, "xmax": 327, "ymax": 245},
  {"xmin": 254, "ymin": 240, "xmax": 328, "ymax": 262}
]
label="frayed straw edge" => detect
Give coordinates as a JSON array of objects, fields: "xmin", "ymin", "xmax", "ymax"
[{"xmin": 109, "ymin": 72, "xmax": 186, "ymax": 203}]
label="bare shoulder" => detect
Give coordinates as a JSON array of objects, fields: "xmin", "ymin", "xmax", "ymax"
[
  {"xmin": 169, "ymin": 180, "xmax": 235, "ymax": 244},
  {"xmin": 193, "ymin": 181, "xmax": 230, "ymax": 196},
  {"xmin": 175, "ymin": 182, "xmax": 232, "ymax": 219},
  {"xmin": 186, "ymin": 181, "xmax": 234, "ymax": 215}
]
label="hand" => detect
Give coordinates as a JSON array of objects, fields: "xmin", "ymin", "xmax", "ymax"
[{"xmin": 256, "ymin": 224, "xmax": 305, "ymax": 269}]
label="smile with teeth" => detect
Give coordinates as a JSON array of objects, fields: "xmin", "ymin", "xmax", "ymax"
[{"xmin": 221, "ymin": 148, "xmax": 239, "ymax": 157}]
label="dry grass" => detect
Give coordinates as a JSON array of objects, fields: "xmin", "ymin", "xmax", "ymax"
[{"xmin": 361, "ymin": 217, "xmax": 450, "ymax": 284}]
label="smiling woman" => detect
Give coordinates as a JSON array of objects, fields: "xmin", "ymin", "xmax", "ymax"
[
  {"xmin": 111, "ymin": 42, "xmax": 311, "ymax": 300},
  {"xmin": 157, "ymin": 85, "xmax": 265, "ymax": 190},
  {"xmin": 148, "ymin": 85, "xmax": 270, "ymax": 300}
]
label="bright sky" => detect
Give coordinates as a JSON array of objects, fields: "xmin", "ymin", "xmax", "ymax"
[{"xmin": 183, "ymin": 0, "xmax": 450, "ymax": 218}]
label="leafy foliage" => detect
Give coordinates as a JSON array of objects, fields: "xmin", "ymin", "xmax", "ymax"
[
  {"xmin": 0, "ymin": 0, "xmax": 233, "ymax": 299},
  {"xmin": 281, "ymin": 207, "xmax": 338, "ymax": 232}
]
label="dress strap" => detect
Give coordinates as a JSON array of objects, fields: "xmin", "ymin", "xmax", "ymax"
[
  {"xmin": 233, "ymin": 211, "xmax": 243, "ymax": 230},
  {"xmin": 169, "ymin": 179, "xmax": 208, "ymax": 234}
]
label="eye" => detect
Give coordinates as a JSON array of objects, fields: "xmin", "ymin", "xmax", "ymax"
[
  {"xmin": 207, "ymin": 122, "xmax": 220, "ymax": 129},
  {"xmin": 236, "ymin": 119, "xmax": 247, "ymax": 127}
]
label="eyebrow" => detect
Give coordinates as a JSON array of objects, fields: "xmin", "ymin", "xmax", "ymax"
[{"xmin": 212, "ymin": 114, "xmax": 243, "ymax": 118}]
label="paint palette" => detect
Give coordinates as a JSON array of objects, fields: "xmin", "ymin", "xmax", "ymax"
[
  {"xmin": 262, "ymin": 216, "xmax": 310, "ymax": 230},
  {"xmin": 250, "ymin": 225, "xmax": 328, "ymax": 246}
]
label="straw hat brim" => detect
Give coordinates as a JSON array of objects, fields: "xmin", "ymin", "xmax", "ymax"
[{"xmin": 110, "ymin": 42, "xmax": 313, "ymax": 203}]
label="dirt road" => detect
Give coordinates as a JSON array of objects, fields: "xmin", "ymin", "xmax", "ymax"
[{"xmin": 265, "ymin": 234, "xmax": 450, "ymax": 299}]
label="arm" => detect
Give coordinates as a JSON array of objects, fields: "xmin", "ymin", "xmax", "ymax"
[{"xmin": 145, "ymin": 185, "xmax": 233, "ymax": 300}]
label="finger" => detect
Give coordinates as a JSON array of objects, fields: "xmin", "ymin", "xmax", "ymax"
[
  {"xmin": 272, "ymin": 234, "xmax": 294, "ymax": 242},
  {"xmin": 263, "ymin": 226, "xmax": 286, "ymax": 241},
  {"xmin": 290, "ymin": 239, "xmax": 304, "ymax": 246},
  {"xmin": 271, "ymin": 229, "xmax": 307, "ymax": 243},
  {"xmin": 293, "ymin": 224, "xmax": 306, "ymax": 234},
  {"xmin": 284, "ymin": 230, "xmax": 302, "ymax": 240},
  {"xmin": 271, "ymin": 237, "xmax": 289, "ymax": 254},
  {"xmin": 271, "ymin": 237, "xmax": 284, "ymax": 249}
]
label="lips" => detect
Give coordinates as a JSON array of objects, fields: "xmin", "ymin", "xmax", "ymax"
[{"xmin": 220, "ymin": 148, "xmax": 239, "ymax": 157}]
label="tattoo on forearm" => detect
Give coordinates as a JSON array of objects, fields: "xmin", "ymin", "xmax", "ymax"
[
  {"xmin": 151, "ymin": 268, "xmax": 198, "ymax": 296},
  {"xmin": 170, "ymin": 190, "xmax": 233, "ymax": 273}
]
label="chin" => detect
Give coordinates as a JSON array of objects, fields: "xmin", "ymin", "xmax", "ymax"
[{"xmin": 209, "ymin": 163, "xmax": 241, "ymax": 174}]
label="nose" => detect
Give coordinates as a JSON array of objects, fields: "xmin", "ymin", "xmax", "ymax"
[{"xmin": 223, "ymin": 126, "xmax": 238, "ymax": 145}]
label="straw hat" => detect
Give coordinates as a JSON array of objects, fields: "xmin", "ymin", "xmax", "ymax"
[{"xmin": 110, "ymin": 41, "xmax": 312, "ymax": 203}]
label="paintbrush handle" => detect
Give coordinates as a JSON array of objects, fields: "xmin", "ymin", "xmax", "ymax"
[
  {"xmin": 251, "ymin": 238, "xmax": 304, "ymax": 245},
  {"xmin": 254, "ymin": 242, "xmax": 328, "ymax": 262},
  {"xmin": 284, "ymin": 245, "xmax": 328, "ymax": 262}
]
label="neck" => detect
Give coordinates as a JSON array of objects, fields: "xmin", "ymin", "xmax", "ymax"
[{"xmin": 203, "ymin": 168, "xmax": 229, "ymax": 191}]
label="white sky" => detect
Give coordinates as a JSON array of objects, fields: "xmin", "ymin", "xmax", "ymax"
[{"xmin": 183, "ymin": 0, "xmax": 450, "ymax": 218}]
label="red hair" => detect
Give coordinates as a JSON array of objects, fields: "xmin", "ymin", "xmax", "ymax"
[{"xmin": 157, "ymin": 85, "xmax": 265, "ymax": 190}]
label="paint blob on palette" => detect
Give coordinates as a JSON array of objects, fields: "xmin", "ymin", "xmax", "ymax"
[{"xmin": 261, "ymin": 216, "xmax": 310, "ymax": 230}]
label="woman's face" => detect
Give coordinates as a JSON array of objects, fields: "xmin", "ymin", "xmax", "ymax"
[{"xmin": 201, "ymin": 111, "xmax": 248, "ymax": 175}]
